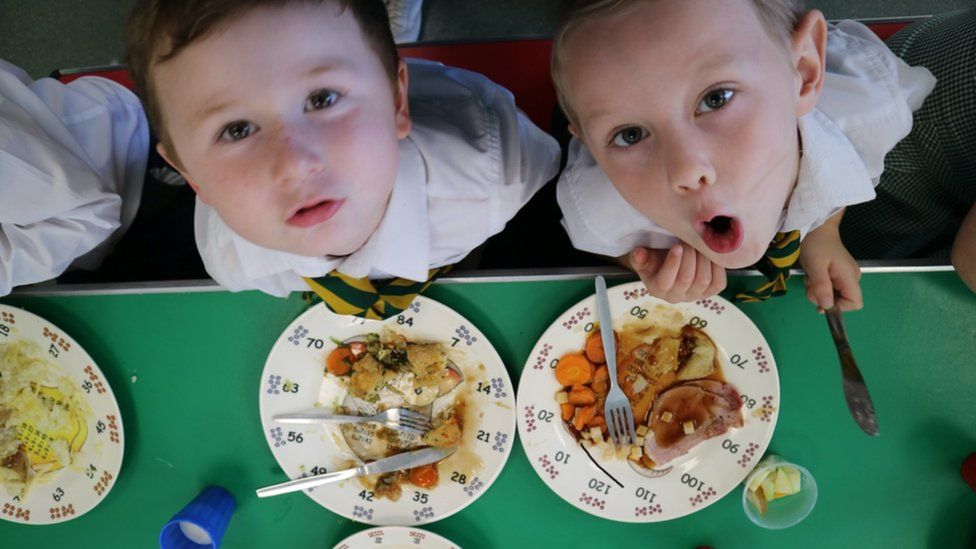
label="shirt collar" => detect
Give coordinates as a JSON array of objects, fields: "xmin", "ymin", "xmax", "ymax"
[
  {"xmin": 781, "ymin": 109, "xmax": 877, "ymax": 235},
  {"xmin": 330, "ymin": 136, "xmax": 431, "ymax": 281},
  {"xmin": 231, "ymin": 137, "xmax": 430, "ymax": 283}
]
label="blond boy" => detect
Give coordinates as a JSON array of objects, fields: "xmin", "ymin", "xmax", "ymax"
[{"xmin": 553, "ymin": 0, "xmax": 934, "ymax": 310}]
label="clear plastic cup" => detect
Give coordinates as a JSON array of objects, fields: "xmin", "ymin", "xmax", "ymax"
[{"xmin": 742, "ymin": 455, "xmax": 817, "ymax": 529}]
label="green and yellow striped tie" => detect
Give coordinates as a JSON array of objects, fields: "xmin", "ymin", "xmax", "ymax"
[
  {"xmin": 303, "ymin": 265, "xmax": 452, "ymax": 320},
  {"xmin": 732, "ymin": 230, "xmax": 801, "ymax": 303}
]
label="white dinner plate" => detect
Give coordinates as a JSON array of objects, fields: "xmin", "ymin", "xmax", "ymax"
[
  {"xmin": 517, "ymin": 282, "xmax": 779, "ymax": 522},
  {"xmin": 259, "ymin": 297, "xmax": 515, "ymax": 525},
  {"xmin": 334, "ymin": 526, "xmax": 458, "ymax": 548},
  {"xmin": 0, "ymin": 304, "xmax": 124, "ymax": 524}
]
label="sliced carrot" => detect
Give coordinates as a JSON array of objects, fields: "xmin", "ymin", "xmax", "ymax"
[
  {"xmin": 573, "ymin": 405, "xmax": 597, "ymax": 431},
  {"xmin": 568, "ymin": 384, "xmax": 596, "ymax": 406},
  {"xmin": 585, "ymin": 331, "xmax": 606, "ymax": 363},
  {"xmin": 591, "ymin": 365, "xmax": 609, "ymax": 395},
  {"xmin": 554, "ymin": 353, "xmax": 595, "ymax": 386},
  {"xmin": 409, "ymin": 464, "xmax": 438, "ymax": 489},
  {"xmin": 560, "ymin": 403, "xmax": 576, "ymax": 422},
  {"xmin": 326, "ymin": 347, "xmax": 355, "ymax": 376}
]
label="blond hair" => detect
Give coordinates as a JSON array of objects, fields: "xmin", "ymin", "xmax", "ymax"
[{"xmin": 552, "ymin": 0, "xmax": 805, "ymax": 128}]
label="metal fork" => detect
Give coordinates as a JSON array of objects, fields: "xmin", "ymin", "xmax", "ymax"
[
  {"xmin": 273, "ymin": 407, "xmax": 433, "ymax": 435},
  {"xmin": 595, "ymin": 276, "xmax": 637, "ymax": 449}
]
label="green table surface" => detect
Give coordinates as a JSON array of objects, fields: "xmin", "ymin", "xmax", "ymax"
[{"xmin": 1, "ymin": 271, "xmax": 974, "ymax": 548}]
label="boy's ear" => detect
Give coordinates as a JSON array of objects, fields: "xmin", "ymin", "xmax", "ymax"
[
  {"xmin": 156, "ymin": 142, "xmax": 207, "ymax": 203},
  {"xmin": 568, "ymin": 121, "xmax": 579, "ymax": 139},
  {"xmin": 393, "ymin": 58, "xmax": 411, "ymax": 139},
  {"xmin": 791, "ymin": 10, "xmax": 827, "ymax": 117}
]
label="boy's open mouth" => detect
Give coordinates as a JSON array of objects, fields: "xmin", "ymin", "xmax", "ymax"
[
  {"xmin": 287, "ymin": 198, "xmax": 345, "ymax": 228},
  {"xmin": 698, "ymin": 215, "xmax": 743, "ymax": 254}
]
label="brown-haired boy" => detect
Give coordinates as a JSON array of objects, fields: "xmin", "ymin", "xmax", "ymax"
[{"xmin": 124, "ymin": 0, "xmax": 559, "ymax": 317}]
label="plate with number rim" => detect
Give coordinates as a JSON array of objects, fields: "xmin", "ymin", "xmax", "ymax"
[
  {"xmin": 0, "ymin": 303, "xmax": 124, "ymax": 525},
  {"xmin": 333, "ymin": 526, "xmax": 459, "ymax": 548},
  {"xmin": 516, "ymin": 282, "xmax": 779, "ymax": 522},
  {"xmin": 258, "ymin": 297, "xmax": 516, "ymax": 525}
]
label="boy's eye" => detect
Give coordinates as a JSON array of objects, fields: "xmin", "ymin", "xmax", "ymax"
[
  {"xmin": 305, "ymin": 89, "xmax": 340, "ymax": 111},
  {"xmin": 611, "ymin": 126, "xmax": 646, "ymax": 148},
  {"xmin": 697, "ymin": 89, "xmax": 734, "ymax": 114},
  {"xmin": 219, "ymin": 121, "xmax": 255, "ymax": 142}
]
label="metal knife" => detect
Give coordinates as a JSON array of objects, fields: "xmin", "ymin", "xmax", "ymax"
[
  {"xmin": 256, "ymin": 446, "xmax": 455, "ymax": 498},
  {"xmin": 825, "ymin": 306, "xmax": 879, "ymax": 436}
]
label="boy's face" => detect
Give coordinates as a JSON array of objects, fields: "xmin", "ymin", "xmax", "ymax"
[
  {"xmin": 564, "ymin": 0, "xmax": 816, "ymax": 268},
  {"xmin": 154, "ymin": 3, "xmax": 409, "ymax": 257}
]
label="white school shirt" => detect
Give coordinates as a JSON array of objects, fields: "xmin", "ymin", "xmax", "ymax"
[
  {"xmin": 557, "ymin": 20, "xmax": 938, "ymax": 258},
  {"xmin": 0, "ymin": 59, "xmax": 149, "ymax": 296},
  {"xmin": 196, "ymin": 59, "xmax": 561, "ymax": 297}
]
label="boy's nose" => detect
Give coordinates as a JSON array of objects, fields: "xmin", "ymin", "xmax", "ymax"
[
  {"xmin": 270, "ymin": 125, "xmax": 327, "ymax": 186},
  {"xmin": 664, "ymin": 136, "xmax": 715, "ymax": 194}
]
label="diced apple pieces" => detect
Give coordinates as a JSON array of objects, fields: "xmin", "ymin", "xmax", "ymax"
[
  {"xmin": 787, "ymin": 467, "xmax": 801, "ymax": 493},
  {"xmin": 746, "ymin": 486, "xmax": 768, "ymax": 516},
  {"xmin": 747, "ymin": 464, "xmax": 802, "ymax": 517}
]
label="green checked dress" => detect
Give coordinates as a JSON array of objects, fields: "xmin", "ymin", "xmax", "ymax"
[{"xmin": 843, "ymin": 10, "xmax": 976, "ymax": 260}]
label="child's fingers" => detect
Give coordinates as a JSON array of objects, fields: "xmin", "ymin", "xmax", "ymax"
[
  {"xmin": 647, "ymin": 244, "xmax": 683, "ymax": 294},
  {"xmin": 831, "ymin": 269, "xmax": 863, "ymax": 312},
  {"xmin": 666, "ymin": 243, "xmax": 698, "ymax": 298},
  {"xmin": 631, "ymin": 246, "xmax": 665, "ymax": 274},
  {"xmin": 687, "ymin": 249, "xmax": 714, "ymax": 297},
  {"xmin": 706, "ymin": 260, "xmax": 727, "ymax": 296},
  {"xmin": 804, "ymin": 267, "xmax": 835, "ymax": 311}
]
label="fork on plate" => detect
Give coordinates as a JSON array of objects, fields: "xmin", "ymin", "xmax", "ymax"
[
  {"xmin": 595, "ymin": 276, "xmax": 637, "ymax": 449},
  {"xmin": 273, "ymin": 407, "xmax": 433, "ymax": 435}
]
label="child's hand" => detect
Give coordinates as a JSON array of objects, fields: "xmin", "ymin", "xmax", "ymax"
[
  {"xmin": 799, "ymin": 224, "xmax": 862, "ymax": 312},
  {"xmin": 627, "ymin": 243, "xmax": 727, "ymax": 303}
]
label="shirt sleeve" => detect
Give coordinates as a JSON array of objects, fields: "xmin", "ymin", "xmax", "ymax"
[
  {"xmin": 818, "ymin": 21, "xmax": 937, "ymax": 183},
  {"xmin": 557, "ymin": 138, "xmax": 678, "ymax": 258},
  {"xmin": 483, "ymin": 76, "xmax": 561, "ymax": 235},
  {"xmin": 0, "ymin": 60, "xmax": 148, "ymax": 295}
]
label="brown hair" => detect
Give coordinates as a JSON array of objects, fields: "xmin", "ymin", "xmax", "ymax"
[
  {"xmin": 552, "ymin": 0, "xmax": 805, "ymax": 129},
  {"xmin": 124, "ymin": 0, "xmax": 398, "ymax": 148}
]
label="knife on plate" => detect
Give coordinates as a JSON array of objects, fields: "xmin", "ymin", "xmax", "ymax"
[{"xmin": 256, "ymin": 446, "xmax": 455, "ymax": 498}]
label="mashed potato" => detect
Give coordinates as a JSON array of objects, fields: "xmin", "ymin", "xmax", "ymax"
[{"xmin": 0, "ymin": 340, "xmax": 91, "ymax": 498}]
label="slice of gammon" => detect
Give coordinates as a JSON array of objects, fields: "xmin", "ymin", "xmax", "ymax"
[{"xmin": 644, "ymin": 380, "xmax": 744, "ymax": 465}]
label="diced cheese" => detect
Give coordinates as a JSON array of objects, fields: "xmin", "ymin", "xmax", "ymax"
[
  {"xmin": 555, "ymin": 392, "xmax": 568, "ymax": 404},
  {"xmin": 683, "ymin": 421, "xmax": 695, "ymax": 435}
]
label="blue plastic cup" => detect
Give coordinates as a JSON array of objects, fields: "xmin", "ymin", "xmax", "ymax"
[{"xmin": 159, "ymin": 486, "xmax": 236, "ymax": 548}]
